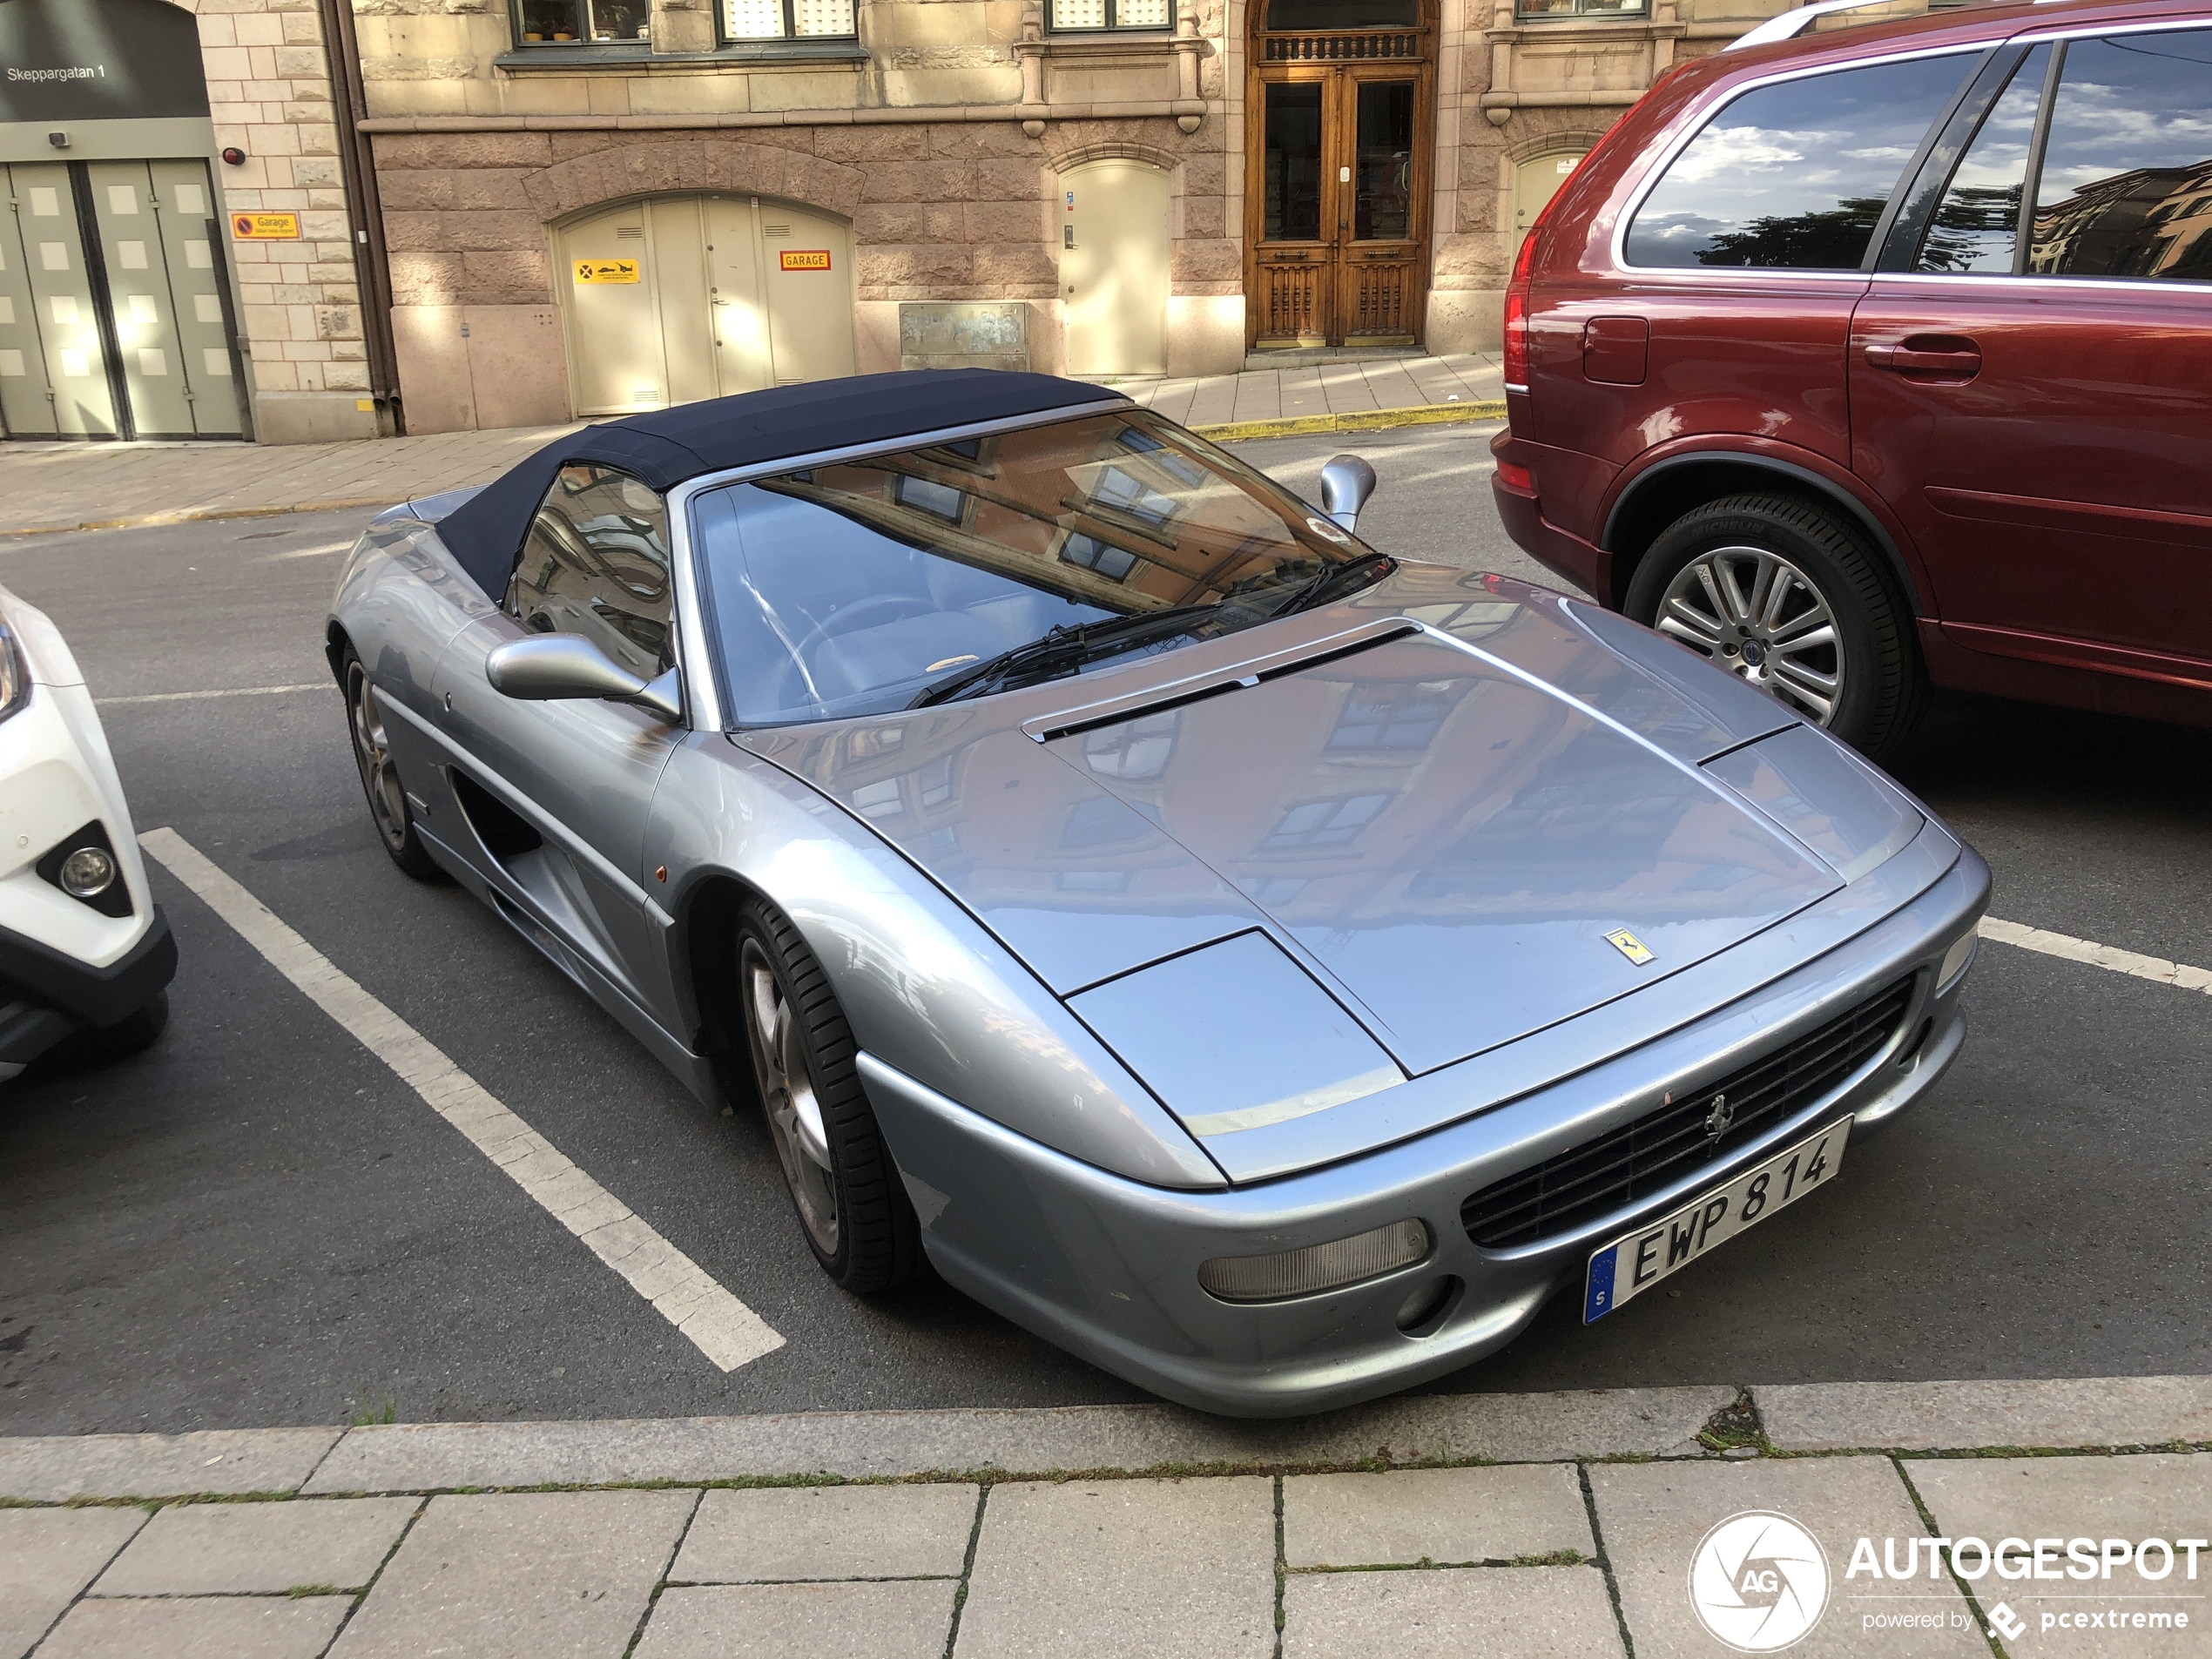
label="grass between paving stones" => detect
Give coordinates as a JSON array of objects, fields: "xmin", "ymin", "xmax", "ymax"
[
  {"xmin": 1892, "ymin": 1456, "xmax": 2008, "ymax": 1659},
  {"xmin": 7, "ymin": 1437, "xmax": 2205, "ymax": 1510},
  {"xmin": 1292, "ymin": 1549, "xmax": 1590, "ymax": 1574},
  {"xmin": 1578, "ymin": 1462, "xmax": 1640, "ymax": 1659}
]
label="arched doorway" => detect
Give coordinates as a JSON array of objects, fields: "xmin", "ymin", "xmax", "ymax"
[
  {"xmin": 1061, "ymin": 158, "xmax": 1170, "ymax": 376},
  {"xmin": 1244, "ymin": 0, "xmax": 1433, "ymax": 350},
  {"xmin": 1513, "ymin": 146, "xmax": 1589, "ymax": 236},
  {"xmin": 553, "ymin": 193, "xmax": 854, "ymax": 419}
]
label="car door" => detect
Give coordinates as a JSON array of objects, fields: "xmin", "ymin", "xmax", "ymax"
[
  {"xmin": 433, "ymin": 462, "xmax": 685, "ymax": 1011},
  {"xmin": 1851, "ymin": 26, "xmax": 2212, "ymax": 678}
]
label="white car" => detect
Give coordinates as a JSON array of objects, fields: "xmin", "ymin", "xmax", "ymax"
[{"xmin": 0, "ymin": 583, "xmax": 174, "ymax": 1082}]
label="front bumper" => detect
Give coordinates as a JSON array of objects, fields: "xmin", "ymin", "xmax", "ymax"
[
  {"xmin": 0, "ymin": 907, "xmax": 176, "ymax": 1069},
  {"xmin": 864, "ymin": 841, "xmax": 1989, "ymax": 1418}
]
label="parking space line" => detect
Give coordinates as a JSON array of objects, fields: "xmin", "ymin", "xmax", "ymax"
[
  {"xmin": 98, "ymin": 683, "xmax": 326, "ymax": 705},
  {"xmin": 1982, "ymin": 917, "xmax": 2212, "ymax": 995},
  {"xmin": 137, "ymin": 826, "xmax": 786, "ymax": 1373}
]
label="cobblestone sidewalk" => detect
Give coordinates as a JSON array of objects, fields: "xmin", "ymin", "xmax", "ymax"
[
  {"xmin": 0, "ymin": 355, "xmax": 1503, "ymax": 540},
  {"xmin": 5, "ymin": 1375, "xmax": 2209, "ymax": 1658}
]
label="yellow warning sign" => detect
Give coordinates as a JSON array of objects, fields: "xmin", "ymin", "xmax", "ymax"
[
  {"xmin": 573, "ymin": 258, "xmax": 641, "ymax": 285},
  {"xmin": 779, "ymin": 249, "xmax": 832, "ymax": 272},
  {"xmin": 231, "ymin": 212, "xmax": 300, "ymax": 240}
]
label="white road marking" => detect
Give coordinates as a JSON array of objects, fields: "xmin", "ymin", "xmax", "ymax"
[
  {"xmin": 138, "ymin": 826, "xmax": 786, "ymax": 1373},
  {"xmin": 1982, "ymin": 917, "xmax": 2212, "ymax": 995},
  {"xmin": 98, "ymin": 683, "xmax": 326, "ymax": 706}
]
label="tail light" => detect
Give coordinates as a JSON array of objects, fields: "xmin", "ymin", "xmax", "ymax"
[{"xmin": 1502, "ymin": 228, "xmax": 1540, "ymax": 394}]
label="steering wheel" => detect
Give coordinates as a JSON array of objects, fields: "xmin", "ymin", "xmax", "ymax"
[{"xmin": 789, "ymin": 594, "xmax": 939, "ymax": 662}]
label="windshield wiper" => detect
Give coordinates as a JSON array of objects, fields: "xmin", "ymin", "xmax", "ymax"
[
  {"xmin": 908, "ymin": 604, "xmax": 1222, "ymax": 708},
  {"xmin": 1269, "ymin": 553, "xmax": 1398, "ymax": 618}
]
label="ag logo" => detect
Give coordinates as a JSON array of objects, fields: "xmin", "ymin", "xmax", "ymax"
[{"xmin": 1688, "ymin": 1511, "xmax": 1830, "ymax": 1652}]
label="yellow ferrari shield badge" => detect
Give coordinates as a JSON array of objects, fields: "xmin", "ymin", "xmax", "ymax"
[{"xmin": 1605, "ymin": 928, "xmax": 1656, "ymax": 966}]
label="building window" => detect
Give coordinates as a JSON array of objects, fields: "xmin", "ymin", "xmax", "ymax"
[
  {"xmin": 724, "ymin": 0, "xmax": 858, "ymax": 38},
  {"xmin": 514, "ymin": 0, "xmax": 651, "ymax": 44},
  {"xmin": 1514, "ymin": 0, "xmax": 1647, "ymax": 19},
  {"xmin": 1049, "ymin": 0, "xmax": 1173, "ymax": 31}
]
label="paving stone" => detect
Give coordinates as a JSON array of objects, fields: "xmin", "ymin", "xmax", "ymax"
[
  {"xmin": 671, "ymin": 1483, "xmax": 975, "ymax": 1582},
  {"xmin": 957, "ymin": 1476, "xmax": 1276, "ymax": 1659},
  {"xmin": 0, "ymin": 1507, "xmax": 147, "ymax": 1659},
  {"xmin": 94, "ymin": 1495, "xmax": 420, "ymax": 1596},
  {"xmin": 1757, "ymin": 1375, "xmax": 2212, "ymax": 1453},
  {"xmin": 1908, "ymin": 1453, "xmax": 2212, "ymax": 1657},
  {"xmin": 327, "ymin": 1489, "xmax": 695, "ymax": 1659},
  {"xmin": 36, "ymin": 1596, "xmax": 348, "ymax": 1659},
  {"xmin": 1589, "ymin": 1456, "xmax": 1985, "ymax": 1656},
  {"xmin": 632, "ymin": 1581, "xmax": 956, "ymax": 1659},
  {"xmin": 306, "ymin": 1387, "xmax": 1729, "ymax": 1491},
  {"xmin": 1283, "ymin": 1564, "xmax": 1623, "ymax": 1657},
  {"xmin": 0, "ymin": 1426, "xmax": 341, "ymax": 1501},
  {"xmin": 1284, "ymin": 1465, "xmax": 1592, "ymax": 1568}
]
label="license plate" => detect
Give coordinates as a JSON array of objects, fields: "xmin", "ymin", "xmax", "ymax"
[{"xmin": 1582, "ymin": 1118, "xmax": 1851, "ymax": 1323}]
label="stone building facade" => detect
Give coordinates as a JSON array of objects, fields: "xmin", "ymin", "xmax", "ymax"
[
  {"xmin": 341, "ymin": 0, "xmax": 1822, "ymax": 435},
  {"xmin": 0, "ymin": 0, "xmax": 387, "ymax": 444}
]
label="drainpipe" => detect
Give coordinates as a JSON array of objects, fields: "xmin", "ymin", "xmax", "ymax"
[{"xmin": 318, "ymin": 0, "xmax": 405, "ymax": 434}]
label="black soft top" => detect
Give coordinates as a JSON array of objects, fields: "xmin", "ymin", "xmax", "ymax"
[{"xmin": 433, "ymin": 369, "xmax": 1123, "ymax": 600}]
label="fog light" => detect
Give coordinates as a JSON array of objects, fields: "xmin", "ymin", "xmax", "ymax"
[
  {"xmin": 1198, "ymin": 1218, "xmax": 1430, "ymax": 1305},
  {"xmin": 1937, "ymin": 924, "xmax": 1979, "ymax": 989},
  {"xmin": 58, "ymin": 846, "xmax": 116, "ymax": 899}
]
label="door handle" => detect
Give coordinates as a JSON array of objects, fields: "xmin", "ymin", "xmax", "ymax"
[{"xmin": 1865, "ymin": 342, "xmax": 1981, "ymax": 376}]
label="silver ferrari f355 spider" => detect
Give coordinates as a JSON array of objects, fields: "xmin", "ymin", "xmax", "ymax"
[{"xmin": 327, "ymin": 370, "xmax": 1987, "ymax": 1416}]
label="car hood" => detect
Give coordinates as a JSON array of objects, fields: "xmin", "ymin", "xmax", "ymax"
[{"xmin": 739, "ymin": 565, "xmax": 1919, "ymax": 1103}]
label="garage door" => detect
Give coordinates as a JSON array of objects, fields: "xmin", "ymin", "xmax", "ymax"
[
  {"xmin": 0, "ymin": 158, "xmax": 246, "ymax": 440},
  {"xmin": 556, "ymin": 194, "xmax": 855, "ymax": 419}
]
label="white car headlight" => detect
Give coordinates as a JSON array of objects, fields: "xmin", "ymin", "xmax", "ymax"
[{"xmin": 0, "ymin": 618, "xmax": 27, "ymax": 724}]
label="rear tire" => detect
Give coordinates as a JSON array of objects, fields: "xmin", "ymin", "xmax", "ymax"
[
  {"xmin": 342, "ymin": 647, "xmax": 444, "ymax": 882},
  {"xmin": 1625, "ymin": 493, "xmax": 1925, "ymax": 760},
  {"xmin": 734, "ymin": 898, "xmax": 920, "ymax": 1293}
]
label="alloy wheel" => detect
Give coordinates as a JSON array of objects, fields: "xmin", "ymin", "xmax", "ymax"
[
  {"xmin": 1655, "ymin": 545, "xmax": 1845, "ymax": 725},
  {"xmin": 347, "ymin": 665, "xmax": 411, "ymax": 851},
  {"xmin": 740, "ymin": 939, "xmax": 840, "ymax": 1257}
]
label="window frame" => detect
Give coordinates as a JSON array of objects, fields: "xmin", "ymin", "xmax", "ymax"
[
  {"xmin": 1876, "ymin": 20, "xmax": 2212, "ymax": 291},
  {"xmin": 719, "ymin": 0, "xmax": 860, "ymax": 43},
  {"xmin": 1046, "ymin": 0, "xmax": 1176, "ymax": 36},
  {"xmin": 1612, "ymin": 42, "xmax": 1987, "ymax": 277},
  {"xmin": 1512, "ymin": 0, "xmax": 1649, "ymax": 24},
  {"xmin": 508, "ymin": 0, "xmax": 652, "ymax": 48}
]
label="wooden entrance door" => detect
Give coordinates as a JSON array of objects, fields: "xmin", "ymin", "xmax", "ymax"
[{"xmin": 1246, "ymin": 22, "xmax": 1430, "ymax": 348}]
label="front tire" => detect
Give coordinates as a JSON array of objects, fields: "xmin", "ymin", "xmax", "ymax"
[
  {"xmin": 1626, "ymin": 493, "xmax": 1925, "ymax": 759},
  {"xmin": 735, "ymin": 899, "xmax": 920, "ymax": 1293},
  {"xmin": 342, "ymin": 648, "xmax": 443, "ymax": 882}
]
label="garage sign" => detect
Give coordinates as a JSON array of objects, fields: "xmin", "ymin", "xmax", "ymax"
[
  {"xmin": 573, "ymin": 258, "xmax": 640, "ymax": 285},
  {"xmin": 231, "ymin": 212, "xmax": 299, "ymax": 240},
  {"xmin": 779, "ymin": 249, "xmax": 831, "ymax": 272}
]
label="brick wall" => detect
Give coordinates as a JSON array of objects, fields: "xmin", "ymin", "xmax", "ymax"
[{"xmin": 172, "ymin": 0, "xmax": 374, "ymax": 441}]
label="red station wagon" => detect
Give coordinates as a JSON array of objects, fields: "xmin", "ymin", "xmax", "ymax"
[{"xmin": 1490, "ymin": 0, "xmax": 2212, "ymax": 758}]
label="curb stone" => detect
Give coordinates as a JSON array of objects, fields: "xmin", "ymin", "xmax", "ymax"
[{"xmin": 4, "ymin": 1379, "xmax": 2209, "ymax": 1502}]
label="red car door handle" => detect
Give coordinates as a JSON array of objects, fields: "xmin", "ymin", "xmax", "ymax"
[{"xmin": 1865, "ymin": 343, "xmax": 1981, "ymax": 375}]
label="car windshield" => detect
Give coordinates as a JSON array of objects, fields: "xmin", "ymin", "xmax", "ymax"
[{"xmin": 690, "ymin": 410, "xmax": 1381, "ymax": 727}]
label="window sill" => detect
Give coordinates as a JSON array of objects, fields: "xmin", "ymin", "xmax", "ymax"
[{"xmin": 494, "ymin": 41, "xmax": 868, "ymax": 72}]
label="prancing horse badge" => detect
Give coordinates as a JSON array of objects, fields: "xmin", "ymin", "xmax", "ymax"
[{"xmin": 1605, "ymin": 928, "xmax": 1656, "ymax": 966}]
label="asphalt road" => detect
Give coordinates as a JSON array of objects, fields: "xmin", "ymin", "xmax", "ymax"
[{"xmin": 3, "ymin": 425, "xmax": 2207, "ymax": 1435}]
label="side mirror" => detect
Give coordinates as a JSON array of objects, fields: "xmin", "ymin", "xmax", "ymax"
[
  {"xmin": 486, "ymin": 633, "xmax": 683, "ymax": 723},
  {"xmin": 1318, "ymin": 454, "xmax": 1378, "ymax": 533}
]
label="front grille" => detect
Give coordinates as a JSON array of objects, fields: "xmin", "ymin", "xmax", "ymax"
[{"xmin": 1461, "ymin": 976, "xmax": 1915, "ymax": 1251}]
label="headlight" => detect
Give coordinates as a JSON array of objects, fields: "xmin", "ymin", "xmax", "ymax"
[
  {"xmin": 1937, "ymin": 924, "xmax": 1979, "ymax": 990},
  {"xmin": 1198, "ymin": 1218, "xmax": 1431, "ymax": 1304},
  {"xmin": 0, "ymin": 618, "xmax": 27, "ymax": 724}
]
